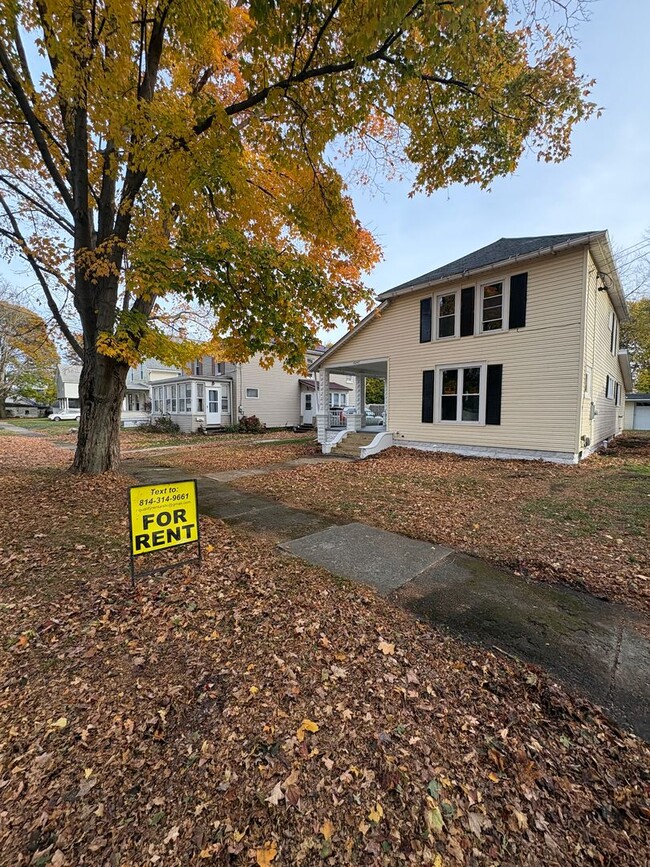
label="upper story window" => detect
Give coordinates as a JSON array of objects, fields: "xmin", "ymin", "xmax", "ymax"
[
  {"xmin": 480, "ymin": 281, "xmax": 505, "ymax": 332},
  {"xmin": 436, "ymin": 291, "xmax": 458, "ymax": 339},
  {"xmin": 605, "ymin": 375, "xmax": 615, "ymax": 400},
  {"xmin": 194, "ymin": 360, "xmax": 203, "ymax": 376},
  {"xmin": 420, "ymin": 273, "xmax": 526, "ymax": 343}
]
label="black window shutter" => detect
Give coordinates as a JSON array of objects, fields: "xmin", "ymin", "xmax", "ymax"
[
  {"xmin": 422, "ymin": 370, "xmax": 435, "ymax": 423},
  {"xmin": 508, "ymin": 272, "xmax": 528, "ymax": 329},
  {"xmin": 420, "ymin": 298, "xmax": 432, "ymax": 343},
  {"xmin": 486, "ymin": 364, "xmax": 503, "ymax": 425},
  {"xmin": 460, "ymin": 287, "xmax": 475, "ymax": 337}
]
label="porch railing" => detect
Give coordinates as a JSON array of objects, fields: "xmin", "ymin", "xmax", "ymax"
[{"xmin": 329, "ymin": 409, "xmax": 346, "ymax": 428}]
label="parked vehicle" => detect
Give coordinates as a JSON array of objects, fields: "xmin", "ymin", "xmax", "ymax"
[{"xmin": 48, "ymin": 409, "xmax": 80, "ymax": 421}]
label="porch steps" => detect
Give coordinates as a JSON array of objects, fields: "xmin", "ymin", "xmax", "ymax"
[{"xmin": 330, "ymin": 432, "xmax": 375, "ymax": 458}]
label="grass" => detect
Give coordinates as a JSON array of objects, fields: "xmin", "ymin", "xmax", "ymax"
[{"xmin": 1, "ymin": 417, "xmax": 72, "ymax": 432}]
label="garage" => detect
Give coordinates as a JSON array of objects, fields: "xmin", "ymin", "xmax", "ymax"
[{"xmin": 625, "ymin": 394, "xmax": 650, "ymax": 430}]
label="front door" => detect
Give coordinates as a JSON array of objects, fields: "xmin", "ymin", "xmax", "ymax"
[
  {"xmin": 206, "ymin": 387, "xmax": 221, "ymax": 426},
  {"xmin": 302, "ymin": 391, "xmax": 313, "ymax": 424}
]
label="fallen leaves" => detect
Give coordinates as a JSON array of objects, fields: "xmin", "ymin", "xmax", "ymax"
[
  {"xmin": 255, "ymin": 841, "xmax": 277, "ymax": 866},
  {"xmin": 0, "ymin": 438, "xmax": 649, "ymax": 866},
  {"xmin": 295, "ymin": 718, "xmax": 319, "ymax": 742},
  {"xmin": 377, "ymin": 639, "xmax": 395, "ymax": 655},
  {"xmin": 234, "ymin": 434, "xmax": 650, "ymax": 615}
]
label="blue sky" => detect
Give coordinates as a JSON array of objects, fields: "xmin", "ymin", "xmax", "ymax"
[{"xmin": 323, "ymin": 0, "xmax": 650, "ymax": 340}]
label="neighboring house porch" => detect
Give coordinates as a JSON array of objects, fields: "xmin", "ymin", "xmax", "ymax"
[{"xmin": 151, "ymin": 375, "xmax": 233, "ymax": 432}]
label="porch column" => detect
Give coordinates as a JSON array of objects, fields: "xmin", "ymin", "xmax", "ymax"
[
  {"xmin": 316, "ymin": 369, "xmax": 330, "ymax": 444},
  {"xmin": 318, "ymin": 369, "xmax": 330, "ymax": 415},
  {"xmin": 354, "ymin": 375, "xmax": 365, "ymax": 415}
]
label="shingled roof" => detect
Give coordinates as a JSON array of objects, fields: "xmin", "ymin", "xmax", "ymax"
[{"xmin": 380, "ymin": 232, "xmax": 603, "ymax": 297}]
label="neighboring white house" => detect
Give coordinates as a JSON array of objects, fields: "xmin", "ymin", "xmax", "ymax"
[
  {"xmin": 625, "ymin": 393, "xmax": 650, "ymax": 430},
  {"xmin": 311, "ymin": 232, "xmax": 633, "ymax": 463},
  {"xmin": 150, "ymin": 347, "xmax": 350, "ymax": 433},
  {"xmin": 54, "ymin": 359, "xmax": 181, "ymax": 426}
]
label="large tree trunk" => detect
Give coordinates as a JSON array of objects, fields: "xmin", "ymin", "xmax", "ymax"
[{"xmin": 71, "ymin": 349, "xmax": 128, "ymax": 474}]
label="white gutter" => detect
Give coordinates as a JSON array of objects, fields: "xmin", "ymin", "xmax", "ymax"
[
  {"xmin": 617, "ymin": 349, "xmax": 634, "ymax": 393},
  {"xmin": 309, "ymin": 302, "xmax": 389, "ymax": 371},
  {"xmin": 378, "ymin": 232, "xmax": 608, "ymax": 301}
]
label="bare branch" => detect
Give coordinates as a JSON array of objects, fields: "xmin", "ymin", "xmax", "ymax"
[
  {"xmin": 0, "ymin": 39, "xmax": 74, "ymax": 212},
  {"xmin": 0, "ymin": 193, "xmax": 83, "ymax": 357}
]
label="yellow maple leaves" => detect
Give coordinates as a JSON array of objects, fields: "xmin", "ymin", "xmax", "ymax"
[
  {"xmin": 295, "ymin": 718, "xmax": 319, "ymax": 742},
  {"xmin": 255, "ymin": 841, "xmax": 278, "ymax": 866}
]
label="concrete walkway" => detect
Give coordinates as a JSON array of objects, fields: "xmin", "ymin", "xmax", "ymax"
[
  {"xmin": 125, "ymin": 459, "xmax": 650, "ymax": 740},
  {"xmin": 0, "ymin": 421, "xmax": 45, "ymax": 436}
]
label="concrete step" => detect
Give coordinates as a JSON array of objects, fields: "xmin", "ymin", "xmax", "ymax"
[{"xmin": 331, "ymin": 432, "xmax": 375, "ymax": 458}]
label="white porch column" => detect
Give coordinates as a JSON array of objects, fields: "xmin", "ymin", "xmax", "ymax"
[
  {"xmin": 316, "ymin": 369, "xmax": 330, "ymax": 444},
  {"xmin": 318, "ymin": 369, "xmax": 330, "ymax": 415},
  {"xmin": 354, "ymin": 375, "xmax": 365, "ymax": 414}
]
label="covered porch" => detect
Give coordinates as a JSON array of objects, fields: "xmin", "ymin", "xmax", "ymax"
[{"xmin": 315, "ymin": 359, "xmax": 391, "ymax": 457}]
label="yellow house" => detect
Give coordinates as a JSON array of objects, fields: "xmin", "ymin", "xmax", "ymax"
[{"xmin": 311, "ymin": 232, "xmax": 633, "ymax": 463}]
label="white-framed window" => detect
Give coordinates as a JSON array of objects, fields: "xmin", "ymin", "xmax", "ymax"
[
  {"xmin": 194, "ymin": 360, "xmax": 203, "ymax": 376},
  {"xmin": 246, "ymin": 387, "xmax": 259, "ymax": 399},
  {"xmin": 435, "ymin": 289, "xmax": 459, "ymax": 339},
  {"xmin": 614, "ymin": 381, "xmax": 621, "ymax": 406},
  {"xmin": 221, "ymin": 392, "xmax": 229, "ymax": 413},
  {"xmin": 329, "ymin": 392, "xmax": 347, "ymax": 408},
  {"xmin": 605, "ymin": 375, "xmax": 614, "ymax": 400},
  {"xmin": 179, "ymin": 382, "xmax": 192, "ymax": 413},
  {"xmin": 437, "ymin": 363, "xmax": 486, "ymax": 424},
  {"xmin": 584, "ymin": 366, "xmax": 593, "ymax": 398},
  {"xmin": 196, "ymin": 382, "xmax": 204, "ymax": 412},
  {"xmin": 479, "ymin": 280, "xmax": 506, "ymax": 332},
  {"xmin": 127, "ymin": 393, "xmax": 141, "ymax": 412},
  {"xmin": 165, "ymin": 384, "xmax": 177, "ymax": 412}
]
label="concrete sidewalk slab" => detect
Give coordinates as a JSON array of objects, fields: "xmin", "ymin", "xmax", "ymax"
[
  {"xmin": 393, "ymin": 551, "xmax": 649, "ymax": 740},
  {"xmin": 280, "ymin": 522, "xmax": 453, "ymax": 596}
]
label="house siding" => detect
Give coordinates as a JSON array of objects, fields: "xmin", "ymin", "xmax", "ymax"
[
  {"xmin": 322, "ymin": 248, "xmax": 586, "ymax": 456},
  {"xmin": 579, "ymin": 251, "xmax": 625, "ymax": 448},
  {"xmin": 236, "ymin": 354, "xmax": 303, "ymax": 428}
]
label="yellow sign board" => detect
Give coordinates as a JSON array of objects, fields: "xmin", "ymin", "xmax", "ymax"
[{"xmin": 128, "ymin": 480, "xmax": 199, "ymax": 556}]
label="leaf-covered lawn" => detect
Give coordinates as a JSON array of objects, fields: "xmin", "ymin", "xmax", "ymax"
[
  {"xmin": 139, "ymin": 434, "xmax": 321, "ymax": 473},
  {"xmin": 234, "ymin": 433, "xmax": 650, "ymax": 615},
  {"xmin": 1, "ymin": 439, "xmax": 649, "ymax": 866}
]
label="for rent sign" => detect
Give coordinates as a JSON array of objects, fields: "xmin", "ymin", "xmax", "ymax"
[{"xmin": 128, "ymin": 480, "xmax": 201, "ymax": 581}]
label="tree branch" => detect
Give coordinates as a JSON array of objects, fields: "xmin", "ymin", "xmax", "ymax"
[
  {"xmin": 0, "ymin": 173, "xmax": 75, "ymax": 235},
  {"xmin": 0, "ymin": 193, "xmax": 83, "ymax": 357},
  {"xmin": 0, "ymin": 39, "xmax": 74, "ymax": 213},
  {"xmin": 196, "ymin": 7, "xmax": 472, "ymax": 134}
]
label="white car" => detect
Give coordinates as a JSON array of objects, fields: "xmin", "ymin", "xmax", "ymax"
[{"xmin": 48, "ymin": 409, "xmax": 81, "ymax": 421}]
